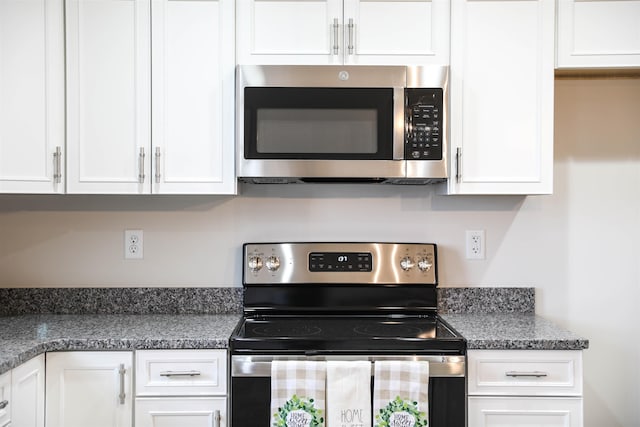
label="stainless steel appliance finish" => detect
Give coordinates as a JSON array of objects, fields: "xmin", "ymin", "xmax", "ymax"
[
  {"xmin": 237, "ymin": 65, "xmax": 449, "ymax": 184},
  {"xmin": 230, "ymin": 242, "xmax": 466, "ymax": 427},
  {"xmin": 244, "ymin": 242, "xmax": 436, "ymax": 285},
  {"xmin": 232, "ymin": 355, "xmax": 465, "ymax": 378}
]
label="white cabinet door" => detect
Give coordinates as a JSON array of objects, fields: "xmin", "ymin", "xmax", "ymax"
[
  {"xmin": 237, "ymin": 0, "xmax": 343, "ymax": 64},
  {"xmin": 557, "ymin": 0, "xmax": 640, "ymax": 68},
  {"xmin": 66, "ymin": 0, "xmax": 151, "ymax": 194},
  {"xmin": 469, "ymin": 396, "xmax": 583, "ymax": 427},
  {"xmin": 11, "ymin": 355, "xmax": 45, "ymax": 427},
  {"xmin": 46, "ymin": 352, "xmax": 133, "ymax": 427},
  {"xmin": 0, "ymin": 371, "xmax": 9, "ymax": 427},
  {"xmin": 0, "ymin": 0, "xmax": 65, "ymax": 194},
  {"xmin": 343, "ymin": 0, "xmax": 449, "ymax": 65},
  {"xmin": 447, "ymin": 0, "xmax": 554, "ymax": 195},
  {"xmin": 135, "ymin": 397, "xmax": 226, "ymax": 427},
  {"xmin": 237, "ymin": 0, "xmax": 448, "ymax": 65},
  {"xmin": 151, "ymin": 0, "xmax": 235, "ymax": 194}
]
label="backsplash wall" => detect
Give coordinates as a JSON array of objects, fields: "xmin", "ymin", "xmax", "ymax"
[{"xmin": 1, "ymin": 78, "xmax": 639, "ymax": 426}]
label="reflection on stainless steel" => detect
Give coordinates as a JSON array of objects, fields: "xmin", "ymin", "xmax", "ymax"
[
  {"xmin": 232, "ymin": 355, "xmax": 465, "ymax": 378},
  {"xmin": 236, "ymin": 65, "xmax": 448, "ymax": 183},
  {"xmin": 244, "ymin": 243, "xmax": 437, "ymax": 285}
]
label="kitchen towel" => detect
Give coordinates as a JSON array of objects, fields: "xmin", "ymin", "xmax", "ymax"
[
  {"xmin": 326, "ymin": 361, "xmax": 372, "ymax": 427},
  {"xmin": 373, "ymin": 361, "xmax": 430, "ymax": 427},
  {"xmin": 271, "ymin": 360, "xmax": 326, "ymax": 427}
]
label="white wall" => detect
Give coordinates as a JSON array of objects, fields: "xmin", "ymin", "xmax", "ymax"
[{"xmin": 0, "ymin": 77, "xmax": 639, "ymax": 425}]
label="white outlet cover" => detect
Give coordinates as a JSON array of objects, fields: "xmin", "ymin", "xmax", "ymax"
[
  {"xmin": 465, "ymin": 230, "xmax": 485, "ymax": 260},
  {"xmin": 124, "ymin": 229, "xmax": 143, "ymax": 260}
]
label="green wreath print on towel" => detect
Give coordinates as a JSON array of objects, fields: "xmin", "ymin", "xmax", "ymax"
[
  {"xmin": 375, "ymin": 396, "xmax": 428, "ymax": 427},
  {"xmin": 273, "ymin": 395, "xmax": 324, "ymax": 427}
]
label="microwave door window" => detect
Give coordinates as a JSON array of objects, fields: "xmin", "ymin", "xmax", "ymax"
[
  {"xmin": 256, "ymin": 109, "xmax": 378, "ymax": 154},
  {"xmin": 244, "ymin": 87, "xmax": 394, "ymax": 160}
]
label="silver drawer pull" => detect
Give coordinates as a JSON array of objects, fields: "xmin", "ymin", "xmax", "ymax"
[
  {"xmin": 332, "ymin": 18, "xmax": 339, "ymax": 55},
  {"xmin": 213, "ymin": 409, "xmax": 221, "ymax": 427},
  {"xmin": 160, "ymin": 370, "xmax": 202, "ymax": 377},
  {"xmin": 0, "ymin": 400, "xmax": 8, "ymax": 410},
  {"xmin": 505, "ymin": 371, "xmax": 548, "ymax": 378}
]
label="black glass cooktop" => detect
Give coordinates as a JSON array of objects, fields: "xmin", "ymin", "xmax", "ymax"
[{"xmin": 230, "ymin": 315, "xmax": 466, "ymax": 355}]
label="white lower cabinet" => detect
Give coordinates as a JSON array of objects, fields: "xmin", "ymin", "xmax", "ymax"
[
  {"xmin": 469, "ymin": 396, "xmax": 583, "ymax": 427},
  {"xmin": 136, "ymin": 397, "xmax": 226, "ymax": 427},
  {"xmin": 468, "ymin": 350, "xmax": 584, "ymax": 427},
  {"xmin": 45, "ymin": 351, "xmax": 133, "ymax": 427},
  {"xmin": 0, "ymin": 355, "xmax": 45, "ymax": 427},
  {"xmin": 0, "ymin": 370, "xmax": 9, "ymax": 427},
  {"xmin": 11, "ymin": 355, "xmax": 45, "ymax": 427},
  {"xmin": 135, "ymin": 350, "xmax": 228, "ymax": 427}
]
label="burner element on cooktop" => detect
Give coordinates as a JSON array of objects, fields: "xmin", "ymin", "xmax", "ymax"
[
  {"xmin": 353, "ymin": 323, "xmax": 428, "ymax": 337},
  {"xmin": 251, "ymin": 324, "xmax": 323, "ymax": 337}
]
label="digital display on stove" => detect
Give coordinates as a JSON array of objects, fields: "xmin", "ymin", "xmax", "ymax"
[{"xmin": 309, "ymin": 252, "xmax": 372, "ymax": 272}]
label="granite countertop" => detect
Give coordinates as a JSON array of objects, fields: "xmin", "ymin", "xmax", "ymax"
[
  {"xmin": 442, "ymin": 313, "xmax": 589, "ymax": 350},
  {"xmin": 0, "ymin": 288, "xmax": 589, "ymax": 375},
  {"xmin": 0, "ymin": 314, "xmax": 241, "ymax": 375}
]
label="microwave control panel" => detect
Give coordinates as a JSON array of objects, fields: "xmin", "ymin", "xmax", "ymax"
[{"xmin": 405, "ymin": 88, "xmax": 443, "ymax": 160}]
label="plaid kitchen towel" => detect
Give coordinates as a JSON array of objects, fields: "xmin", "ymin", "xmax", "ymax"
[
  {"xmin": 271, "ymin": 360, "xmax": 326, "ymax": 427},
  {"xmin": 373, "ymin": 361, "xmax": 430, "ymax": 427},
  {"xmin": 326, "ymin": 361, "xmax": 372, "ymax": 427}
]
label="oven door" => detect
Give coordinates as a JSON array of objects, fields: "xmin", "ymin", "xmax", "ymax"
[{"xmin": 230, "ymin": 355, "xmax": 466, "ymax": 427}]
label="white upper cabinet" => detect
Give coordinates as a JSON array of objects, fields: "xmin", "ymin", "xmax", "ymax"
[
  {"xmin": 446, "ymin": 0, "xmax": 555, "ymax": 195},
  {"xmin": 66, "ymin": 0, "xmax": 236, "ymax": 194},
  {"xmin": 0, "ymin": 0, "xmax": 65, "ymax": 194},
  {"xmin": 151, "ymin": 0, "xmax": 235, "ymax": 194},
  {"xmin": 557, "ymin": 0, "xmax": 640, "ymax": 68},
  {"xmin": 236, "ymin": 0, "xmax": 450, "ymax": 65},
  {"xmin": 65, "ymin": 0, "xmax": 151, "ymax": 194}
]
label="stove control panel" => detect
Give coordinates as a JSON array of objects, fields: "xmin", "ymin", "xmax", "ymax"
[{"xmin": 243, "ymin": 242, "xmax": 437, "ymax": 285}]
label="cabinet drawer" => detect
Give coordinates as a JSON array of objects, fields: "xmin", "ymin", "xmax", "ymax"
[
  {"xmin": 469, "ymin": 396, "xmax": 583, "ymax": 427},
  {"xmin": 136, "ymin": 350, "xmax": 227, "ymax": 396},
  {"xmin": 468, "ymin": 350, "xmax": 582, "ymax": 396},
  {"xmin": 135, "ymin": 397, "xmax": 226, "ymax": 427}
]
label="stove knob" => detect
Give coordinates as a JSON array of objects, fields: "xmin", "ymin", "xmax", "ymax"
[
  {"xmin": 417, "ymin": 258, "xmax": 433, "ymax": 272},
  {"xmin": 265, "ymin": 256, "xmax": 281, "ymax": 272},
  {"xmin": 400, "ymin": 256, "xmax": 415, "ymax": 271},
  {"xmin": 247, "ymin": 256, "xmax": 263, "ymax": 272}
]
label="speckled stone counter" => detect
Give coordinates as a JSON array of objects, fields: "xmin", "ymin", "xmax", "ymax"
[
  {"xmin": 442, "ymin": 313, "xmax": 589, "ymax": 350},
  {"xmin": 0, "ymin": 314, "xmax": 240, "ymax": 375}
]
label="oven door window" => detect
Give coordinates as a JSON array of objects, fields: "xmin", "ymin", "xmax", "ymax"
[{"xmin": 244, "ymin": 87, "xmax": 394, "ymax": 159}]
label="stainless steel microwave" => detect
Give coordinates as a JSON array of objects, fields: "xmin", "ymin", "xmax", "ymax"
[{"xmin": 237, "ymin": 65, "xmax": 448, "ymax": 184}]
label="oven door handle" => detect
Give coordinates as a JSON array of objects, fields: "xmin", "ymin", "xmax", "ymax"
[{"xmin": 231, "ymin": 355, "xmax": 465, "ymax": 378}]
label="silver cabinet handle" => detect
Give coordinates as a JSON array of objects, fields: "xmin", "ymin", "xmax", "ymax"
[
  {"xmin": 53, "ymin": 146, "xmax": 62, "ymax": 183},
  {"xmin": 154, "ymin": 147, "xmax": 161, "ymax": 184},
  {"xmin": 0, "ymin": 400, "xmax": 8, "ymax": 410},
  {"xmin": 213, "ymin": 409, "xmax": 221, "ymax": 427},
  {"xmin": 332, "ymin": 18, "xmax": 339, "ymax": 55},
  {"xmin": 118, "ymin": 364, "xmax": 126, "ymax": 404},
  {"xmin": 506, "ymin": 371, "xmax": 548, "ymax": 378},
  {"xmin": 455, "ymin": 147, "xmax": 462, "ymax": 183},
  {"xmin": 347, "ymin": 18, "xmax": 354, "ymax": 54},
  {"xmin": 138, "ymin": 147, "xmax": 146, "ymax": 183},
  {"xmin": 159, "ymin": 370, "xmax": 202, "ymax": 377}
]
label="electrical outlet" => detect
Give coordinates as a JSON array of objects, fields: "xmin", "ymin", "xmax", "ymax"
[
  {"xmin": 466, "ymin": 230, "xmax": 485, "ymax": 260},
  {"xmin": 124, "ymin": 229, "xmax": 143, "ymax": 260}
]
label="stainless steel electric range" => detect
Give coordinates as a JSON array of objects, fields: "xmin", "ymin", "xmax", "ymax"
[{"xmin": 229, "ymin": 242, "xmax": 466, "ymax": 427}]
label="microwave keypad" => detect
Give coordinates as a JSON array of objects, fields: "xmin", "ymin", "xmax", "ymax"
[{"xmin": 405, "ymin": 88, "xmax": 443, "ymax": 160}]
